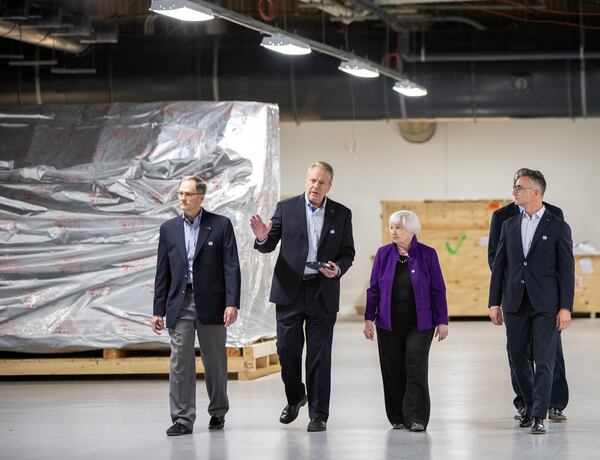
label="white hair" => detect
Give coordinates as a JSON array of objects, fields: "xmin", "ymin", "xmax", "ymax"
[{"xmin": 389, "ymin": 210, "xmax": 421, "ymax": 235}]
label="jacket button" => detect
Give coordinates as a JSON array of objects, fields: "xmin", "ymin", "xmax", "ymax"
[
  {"xmin": 523, "ymin": 261, "xmax": 528, "ymax": 266},
  {"xmin": 181, "ymin": 290, "xmax": 185, "ymax": 294},
  {"xmin": 521, "ymin": 280, "xmax": 525, "ymax": 284},
  {"xmin": 184, "ymin": 274, "xmax": 188, "ymax": 278}
]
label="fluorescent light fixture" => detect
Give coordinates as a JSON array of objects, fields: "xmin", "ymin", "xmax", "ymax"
[
  {"xmin": 260, "ymin": 34, "xmax": 311, "ymax": 56},
  {"xmin": 393, "ymin": 80, "xmax": 428, "ymax": 97},
  {"xmin": 149, "ymin": 0, "xmax": 214, "ymax": 22},
  {"xmin": 338, "ymin": 59, "xmax": 379, "ymax": 78}
]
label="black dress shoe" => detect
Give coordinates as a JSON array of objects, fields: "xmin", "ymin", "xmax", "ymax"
[
  {"xmin": 166, "ymin": 421, "xmax": 193, "ymax": 436},
  {"xmin": 208, "ymin": 415, "xmax": 225, "ymax": 430},
  {"xmin": 279, "ymin": 394, "xmax": 308, "ymax": 424},
  {"xmin": 514, "ymin": 407, "xmax": 526, "ymax": 420},
  {"xmin": 307, "ymin": 419, "xmax": 327, "ymax": 432},
  {"xmin": 391, "ymin": 423, "xmax": 404, "ymax": 430},
  {"xmin": 409, "ymin": 422, "xmax": 426, "ymax": 432},
  {"xmin": 531, "ymin": 418, "xmax": 546, "ymax": 434},
  {"xmin": 519, "ymin": 415, "xmax": 533, "ymax": 428},
  {"xmin": 548, "ymin": 408, "xmax": 567, "ymax": 421}
]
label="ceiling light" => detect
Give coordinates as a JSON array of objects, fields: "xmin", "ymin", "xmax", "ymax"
[
  {"xmin": 393, "ymin": 80, "xmax": 428, "ymax": 97},
  {"xmin": 149, "ymin": 0, "xmax": 214, "ymax": 22},
  {"xmin": 338, "ymin": 59, "xmax": 379, "ymax": 78},
  {"xmin": 260, "ymin": 34, "xmax": 311, "ymax": 56}
]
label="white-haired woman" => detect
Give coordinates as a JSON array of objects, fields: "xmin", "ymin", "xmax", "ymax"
[{"xmin": 364, "ymin": 210, "xmax": 449, "ymax": 431}]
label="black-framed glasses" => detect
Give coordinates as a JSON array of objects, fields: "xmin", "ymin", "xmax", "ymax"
[
  {"xmin": 512, "ymin": 185, "xmax": 537, "ymax": 193},
  {"xmin": 178, "ymin": 191, "xmax": 203, "ymax": 198}
]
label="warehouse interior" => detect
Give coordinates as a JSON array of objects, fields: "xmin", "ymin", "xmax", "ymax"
[{"xmin": 1, "ymin": 1, "xmax": 600, "ymax": 459}]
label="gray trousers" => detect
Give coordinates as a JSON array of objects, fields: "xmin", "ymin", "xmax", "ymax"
[{"xmin": 168, "ymin": 291, "xmax": 229, "ymax": 428}]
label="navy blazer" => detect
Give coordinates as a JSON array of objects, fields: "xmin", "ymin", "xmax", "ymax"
[
  {"xmin": 488, "ymin": 201, "xmax": 563, "ymax": 270},
  {"xmin": 153, "ymin": 210, "xmax": 241, "ymax": 328},
  {"xmin": 489, "ymin": 210, "xmax": 574, "ymax": 313},
  {"xmin": 254, "ymin": 194, "xmax": 355, "ymax": 312}
]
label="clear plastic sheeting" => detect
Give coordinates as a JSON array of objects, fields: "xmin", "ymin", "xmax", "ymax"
[{"xmin": 0, "ymin": 101, "xmax": 280, "ymax": 352}]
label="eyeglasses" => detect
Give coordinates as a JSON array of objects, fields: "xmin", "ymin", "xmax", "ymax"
[
  {"xmin": 178, "ymin": 191, "xmax": 203, "ymax": 198},
  {"xmin": 512, "ymin": 185, "xmax": 538, "ymax": 193}
]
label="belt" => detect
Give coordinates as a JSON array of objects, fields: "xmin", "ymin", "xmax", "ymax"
[
  {"xmin": 302, "ymin": 274, "xmax": 318, "ymax": 281},
  {"xmin": 185, "ymin": 284, "xmax": 193, "ymax": 292}
]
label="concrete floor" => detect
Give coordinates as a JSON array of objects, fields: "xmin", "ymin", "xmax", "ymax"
[{"xmin": 1, "ymin": 319, "xmax": 599, "ymax": 460}]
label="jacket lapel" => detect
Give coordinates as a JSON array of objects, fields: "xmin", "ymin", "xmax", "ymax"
[
  {"xmin": 526, "ymin": 212, "xmax": 553, "ymax": 258},
  {"xmin": 318, "ymin": 200, "xmax": 335, "ymax": 248},
  {"xmin": 194, "ymin": 210, "xmax": 212, "ymax": 260},
  {"xmin": 511, "ymin": 214, "xmax": 525, "ymax": 258},
  {"xmin": 175, "ymin": 218, "xmax": 188, "ymax": 267}
]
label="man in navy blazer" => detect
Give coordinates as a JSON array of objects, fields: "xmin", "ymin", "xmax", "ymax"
[
  {"xmin": 489, "ymin": 169, "xmax": 574, "ymax": 435},
  {"xmin": 488, "ymin": 169, "xmax": 569, "ymax": 422},
  {"xmin": 250, "ymin": 161, "xmax": 355, "ymax": 432},
  {"xmin": 152, "ymin": 175, "xmax": 241, "ymax": 436}
]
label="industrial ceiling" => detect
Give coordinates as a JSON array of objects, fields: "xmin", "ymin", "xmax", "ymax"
[{"xmin": 1, "ymin": 0, "xmax": 600, "ymax": 120}]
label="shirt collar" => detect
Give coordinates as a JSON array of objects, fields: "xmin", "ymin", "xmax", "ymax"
[
  {"xmin": 304, "ymin": 193, "xmax": 327, "ymax": 213},
  {"xmin": 182, "ymin": 209, "xmax": 202, "ymax": 228},
  {"xmin": 521, "ymin": 205, "xmax": 545, "ymax": 221}
]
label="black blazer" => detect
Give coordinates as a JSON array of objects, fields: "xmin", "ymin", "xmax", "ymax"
[
  {"xmin": 153, "ymin": 210, "xmax": 241, "ymax": 328},
  {"xmin": 488, "ymin": 210, "xmax": 574, "ymax": 313},
  {"xmin": 488, "ymin": 201, "xmax": 563, "ymax": 270},
  {"xmin": 254, "ymin": 194, "xmax": 355, "ymax": 312}
]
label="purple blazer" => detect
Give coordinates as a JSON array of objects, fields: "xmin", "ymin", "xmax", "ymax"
[{"xmin": 365, "ymin": 236, "xmax": 448, "ymax": 332}]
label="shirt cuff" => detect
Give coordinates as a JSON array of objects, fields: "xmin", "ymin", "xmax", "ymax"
[
  {"xmin": 255, "ymin": 238, "xmax": 267, "ymax": 245},
  {"xmin": 489, "ymin": 306, "xmax": 501, "ymax": 310}
]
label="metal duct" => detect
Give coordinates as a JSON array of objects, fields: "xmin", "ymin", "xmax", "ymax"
[{"xmin": 0, "ymin": 19, "xmax": 88, "ymax": 54}]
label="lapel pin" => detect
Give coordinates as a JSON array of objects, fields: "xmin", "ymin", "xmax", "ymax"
[
  {"xmin": 205, "ymin": 226, "xmax": 211, "ymax": 230},
  {"xmin": 411, "ymin": 270, "xmax": 415, "ymax": 274},
  {"xmin": 208, "ymin": 241, "xmax": 214, "ymax": 246},
  {"xmin": 330, "ymin": 229, "xmax": 335, "ymax": 234},
  {"xmin": 542, "ymin": 235, "xmax": 548, "ymax": 240}
]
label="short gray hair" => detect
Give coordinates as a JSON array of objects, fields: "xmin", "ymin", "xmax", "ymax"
[
  {"xmin": 179, "ymin": 175, "xmax": 207, "ymax": 194},
  {"xmin": 513, "ymin": 168, "xmax": 546, "ymax": 195},
  {"xmin": 389, "ymin": 210, "xmax": 421, "ymax": 235},
  {"xmin": 307, "ymin": 161, "xmax": 334, "ymax": 183}
]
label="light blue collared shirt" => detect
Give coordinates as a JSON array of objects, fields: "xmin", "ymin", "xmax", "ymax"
[
  {"xmin": 520, "ymin": 205, "xmax": 545, "ymax": 257},
  {"xmin": 183, "ymin": 211, "xmax": 202, "ymax": 283},
  {"xmin": 304, "ymin": 193, "xmax": 326, "ymax": 274}
]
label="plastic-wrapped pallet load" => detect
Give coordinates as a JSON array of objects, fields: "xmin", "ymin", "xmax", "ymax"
[{"xmin": 0, "ymin": 101, "xmax": 279, "ymax": 352}]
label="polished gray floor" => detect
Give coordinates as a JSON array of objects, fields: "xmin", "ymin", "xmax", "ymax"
[{"xmin": 1, "ymin": 319, "xmax": 599, "ymax": 460}]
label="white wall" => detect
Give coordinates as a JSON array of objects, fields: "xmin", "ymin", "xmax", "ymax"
[{"xmin": 279, "ymin": 118, "xmax": 600, "ymax": 313}]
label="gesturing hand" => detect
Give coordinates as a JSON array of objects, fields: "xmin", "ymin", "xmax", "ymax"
[{"xmin": 249, "ymin": 214, "xmax": 272, "ymax": 241}]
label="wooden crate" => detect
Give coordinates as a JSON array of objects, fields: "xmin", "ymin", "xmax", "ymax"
[{"xmin": 0, "ymin": 339, "xmax": 280, "ymax": 380}]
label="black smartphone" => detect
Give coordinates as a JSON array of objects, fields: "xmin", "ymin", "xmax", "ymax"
[{"xmin": 305, "ymin": 261, "xmax": 332, "ymax": 270}]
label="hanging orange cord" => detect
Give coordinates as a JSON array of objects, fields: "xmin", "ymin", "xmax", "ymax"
[{"xmin": 258, "ymin": 0, "xmax": 277, "ymax": 22}]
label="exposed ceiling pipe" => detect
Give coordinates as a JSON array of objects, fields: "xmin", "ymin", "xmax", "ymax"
[
  {"xmin": 402, "ymin": 50, "xmax": 600, "ymax": 62},
  {"xmin": 0, "ymin": 19, "xmax": 88, "ymax": 54},
  {"xmin": 343, "ymin": 0, "xmax": 407, "ymax": 32}
]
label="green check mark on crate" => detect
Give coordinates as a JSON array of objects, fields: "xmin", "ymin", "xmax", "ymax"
[{"xmin": 445, "ymin": 233, "xmax": 467, "ymax": 255}]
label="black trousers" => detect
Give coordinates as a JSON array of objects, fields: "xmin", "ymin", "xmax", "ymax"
[
  {"xmin": 508, "ymin": 332, "xmax": 568, "ymax": 411},
  {"xmin": 376, "ymin": 325, "xmax": 434, "ymax": 427},
  {"xmin": 505, "ymin": 292, "xmax": 558, "ymax": 419},
  {"xmin": 276, "ymin": 279, "xmax": 337, "ymax": 422}
]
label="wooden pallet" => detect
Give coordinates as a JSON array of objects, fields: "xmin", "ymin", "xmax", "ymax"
[{"xmin": 0, "ymin": 339, "xmax": 280, "ymax": 380}]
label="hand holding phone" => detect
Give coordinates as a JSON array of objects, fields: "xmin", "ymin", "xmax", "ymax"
[{"xmin": 305, "ymin": 261, "xmax": 332, "ymax": 270}]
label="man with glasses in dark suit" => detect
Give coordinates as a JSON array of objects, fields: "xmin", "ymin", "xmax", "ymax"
[
  {"xmin": 488, "ymin": 168, "xmax": 570, "ymax": 423},
  {"xmin": 152, "ymin": 175, "xmax": 241, "ymax": 436},
  {"xmin": 489, "ymin": 168, "xmax": 574, "ymax": 434}
]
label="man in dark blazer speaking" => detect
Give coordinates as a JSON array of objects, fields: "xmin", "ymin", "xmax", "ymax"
[
  {"xmin": 489, "ymin": 169, "xmax": 574, "ymax": 435},
  {"xmin": 488, "ymin": 168, "xmax": 569, "ymax": 422},
  {"xmin": 152, "ymin": 175, "xmax": 241, "ymax": 436},
  {"xmin": 250, "ymin": 161, "xmax": 355, "ymax": 432}
]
